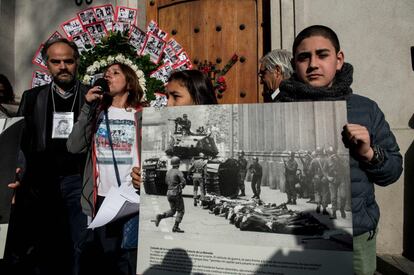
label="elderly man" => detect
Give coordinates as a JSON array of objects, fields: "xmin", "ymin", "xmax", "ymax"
[
  {"xmin": 259, "ymin": 49, "xmax": 293, "ymax": 102},
  {"xmin": 15, "ymin": 38, "xmax": 88, "ymax": 275}
]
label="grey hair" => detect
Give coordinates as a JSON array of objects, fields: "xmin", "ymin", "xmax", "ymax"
[{"xmin": 260, "ymin": 49, "xmax": 293, "ymax": 79}]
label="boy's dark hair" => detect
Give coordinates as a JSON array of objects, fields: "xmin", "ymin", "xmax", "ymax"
[
  {"xmin": 168, "ymin": 70, "xmax": 218, "ymax": 105},
  {"xmin": 292, "ymin": 25, "xmax": 340, "ymax": 56},
  {"xmin": 41, "ymin": 38, "xmax": 80, "ymax": 61}
]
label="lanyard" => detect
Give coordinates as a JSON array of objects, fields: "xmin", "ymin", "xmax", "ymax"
[
  {"xmin": 104, "ymin": 109, "xmax": 122, "ymax": 187},
  {"xmin": 51, "ymin": 81, "xmax": 79, "ymax": 113}
]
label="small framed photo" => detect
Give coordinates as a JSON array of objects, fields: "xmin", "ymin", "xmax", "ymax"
[
  {"xmin": 46, "ymin": 31, "xmax": 63, "ymax": 43},
  {"xmin": 129, "ymin": 25, "xmax": 147, "ymax": 53},
  {"xmin": 163, "ymin": 45, "xmax": 179, "ymax": 65},
  {"xmin": 167, "ymin": 38, "xmax": 183, "ymax": 54},
  {"xmin": 32, "ymin": 44, "xmax": 47, "ymax": 69},
  {"xmin": 85, "ymin": 22, "xmax": 107, "ymax": 44},
  {"xmin": 173, "ymin": 60, "xmax": 193, "ymax": 71},
  {"xmin": 150, "ymin": 92, "xmax": 168, "ymax": 108},
  {"xmin": 77, "ymin": 8, "xmax": 98, "ymax": 26},
  {"xmin": 141, "ymin": 33, "xmax": 166, "ymax": 64},
  {"xmin": 71, "ymin": 31, "xmax": 95, "ymax": 54},
  {"xmin": 61, "ymin": 18, "xmax": 84, "ymax": 38},
  {"xmin": 94, "ymin": 4, "xmax": 114, "ymax": 20},
  {"xmin": 115, "ymin": 6, "xmax": 137, "ymax": 24},
  {"xmin": 177, "ymin": 51, "xmax": 191, "ymax": 63},
  {"xmin": 157, "ymin": 29, "xmax": 168, "ymax": 40},
  {"xmin": 146, "ymin": 20, "xmax": 159, "ymax": 34},
  {"xmin": 31, "ymin": 70, "xmax": 52, "ymax": 88},
  {"xmin": 146, "ymin": 20, "xmax": 167, "ymax": 40},
  {"xmin": 93, "ymin": 4, "xmax": 114, "ymax": 31},
  {"xmin": 150, "ymin": 62, "xmax": 174, "ymax": 84},
  {"xmin": 113, "ymin": 21, "xmax": 131, "ymax": 34}
]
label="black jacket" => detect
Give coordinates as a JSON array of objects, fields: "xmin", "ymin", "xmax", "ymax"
[{"xmin": 18, "ymin": 82, "xmax": 88, "ymax": 153}]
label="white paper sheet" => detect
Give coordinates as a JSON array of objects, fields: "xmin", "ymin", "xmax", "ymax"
[{"xmin": 88, "ymin": 184, "xmax": 139, "ymax": 229}]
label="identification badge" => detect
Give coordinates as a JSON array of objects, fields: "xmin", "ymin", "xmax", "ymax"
[{"xmin": 52, "ymin": 112, "xmax": 74, "ymax": 139}]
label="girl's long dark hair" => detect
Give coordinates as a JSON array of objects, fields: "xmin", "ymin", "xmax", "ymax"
[{"xmin": 168, "ymin": 70, "xmax": 218, "ymax": 105}]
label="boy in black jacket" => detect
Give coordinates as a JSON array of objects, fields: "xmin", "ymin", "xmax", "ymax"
[{"xmin": 279, "ymin": 25, "xmax": 403, "ymax": 275}]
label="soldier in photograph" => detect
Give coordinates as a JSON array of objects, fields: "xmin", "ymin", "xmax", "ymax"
[
  {"xmin": 248, "ymin": 157, "xmax": 262, "ymax": 199},
  {"xmin": 172, "ymin": 113, "xmax": 192, "ymax": 135},
  {"xmin": 283, "ymin": 151, "xmax": 298, "ymax": 204},
  {"xmin": 310, "ymin": 147, "xmax": 330, "ymax": 215},
  {"xmin": 237, "ymin": 151, "xmax": 248, "ymax": 197},
  {"xmin": 154, "ymin": 156, "xmax": 186, "ymax": 233},
  {"xmin": 326, "ymin": 146, "xmax": 347, "ymax": 219},
  {"xmin": 298, "ymin": 150, "xmax": 314, "ymax": 202},
  {"xmin": 189, "ymin": 152, "xmax": 207, "ymax": 206}
]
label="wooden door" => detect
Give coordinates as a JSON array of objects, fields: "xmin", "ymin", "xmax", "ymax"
[{"xmin": 147, "ymin": 0, "xmax": 264, "ymax": 104}]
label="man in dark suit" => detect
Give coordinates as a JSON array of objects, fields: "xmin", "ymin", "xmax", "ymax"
[
  {"xmin": 259, "ymin": 49, "xmax": 293, "ymax": 102},
  {"xmin": 14, "ymin": 38, "xmax": 88, "ymax": 275}
]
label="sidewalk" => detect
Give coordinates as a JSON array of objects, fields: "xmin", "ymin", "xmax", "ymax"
[{"xmin": 377, "ymin": 254, "xmax": 414, "ymax": 275}]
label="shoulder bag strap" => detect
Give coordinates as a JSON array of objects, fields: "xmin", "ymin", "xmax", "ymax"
[{"xmin": 104, "ymin": 109, "xmax": 121, "ymax": 187}]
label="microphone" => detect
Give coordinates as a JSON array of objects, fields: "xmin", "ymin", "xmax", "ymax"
[
  {"xmin": 93, "ymin": 78, "xmax": 109, "ymax": 94},
  {"xmin": 90, "ymin": 78, "xmax": 109, "ymax": 111}
]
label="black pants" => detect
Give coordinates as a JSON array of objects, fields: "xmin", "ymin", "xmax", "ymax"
[
  {"xmin": 4, "ymin": 174, "xmax": 87, "ymax": 275},
  {"xmin": 77, "ymin": 196, "xmax": 137, "ymax": 275},
  {"xmin": 164, "ymin": 194, "xmax": 185, "ymax": 223},
  {"xmin": 251, "ymin": 176, "xmax": 262, "ymax": 197}
]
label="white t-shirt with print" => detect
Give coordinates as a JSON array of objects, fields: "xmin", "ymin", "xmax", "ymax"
[{"xmin": 95, "ymin": 106, "xmax": 138, "ymax": 196}]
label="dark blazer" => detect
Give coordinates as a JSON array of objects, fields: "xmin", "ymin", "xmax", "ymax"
[
  {"xmin": 263, "ymin": 87, "xmax": 283, "ymax": 102},
  {"xmin": 17, "ymin": 81, "xmax": 88, "ymax": 153}
]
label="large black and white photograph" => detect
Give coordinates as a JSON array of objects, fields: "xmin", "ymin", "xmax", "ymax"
[{"xmin": 137, "ymin": 102, "xmax": 353, "ymax": 274}]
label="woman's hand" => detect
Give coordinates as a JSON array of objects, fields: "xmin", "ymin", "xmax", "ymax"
[
  {"xmin": 131, "ymin": 166, "xmax": 142, "ymax": 190},
  {"xmin": 85, "ymin": 86, "xmax": 104, "ymax": 103}
]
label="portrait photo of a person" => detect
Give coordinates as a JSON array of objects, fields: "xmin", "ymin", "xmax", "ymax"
[{"xmin": 54, "ymin": 119, "xmax": 71, "ymax": 137}]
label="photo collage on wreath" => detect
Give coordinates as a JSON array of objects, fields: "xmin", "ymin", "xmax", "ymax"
[{"xmin": 31, "ymin": 4, "xmax": 193, "ymax": 92}]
